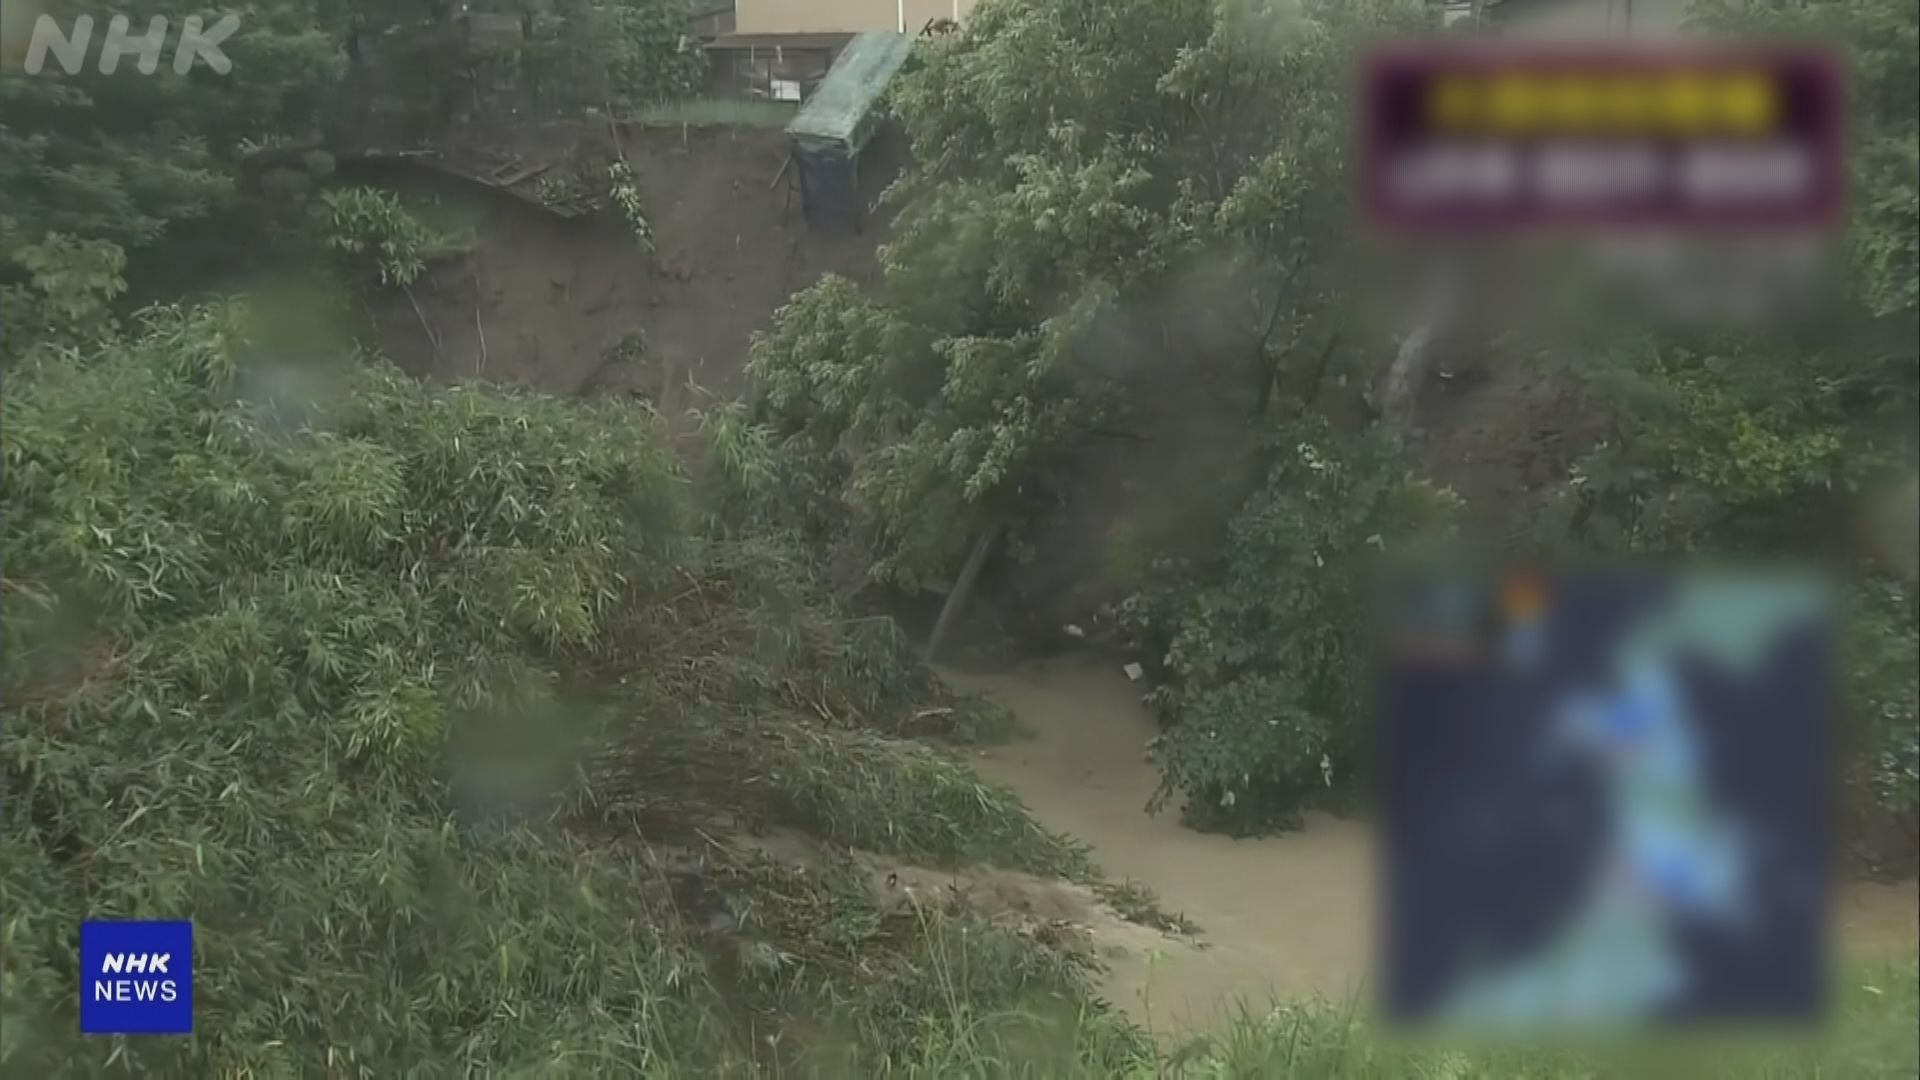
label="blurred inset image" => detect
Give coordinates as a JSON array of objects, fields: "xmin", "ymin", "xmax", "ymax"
[{"xmin": 1379, "ymin": 565, "xmax": 1833, "ymax": 1030}]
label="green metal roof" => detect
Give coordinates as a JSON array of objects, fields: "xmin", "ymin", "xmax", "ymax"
[{"xmin": 786, "ymin": 31, "xmax": 913, "ymax": 153}]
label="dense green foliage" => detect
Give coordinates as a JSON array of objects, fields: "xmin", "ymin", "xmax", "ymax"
[
  {"xmin": 1, "ymin": 0, "xmax": 346, "ymax": 254},
  {"xmin": 1533, "ymin": 324, "xmax": 1917, "ymax": 838},
  {"xmin": 750, "ymin": 0, "xmax": 1461, "ymax": 831},
  {"xmin": 365, "ymin": 0, "xmax": 705, "ymax": 124},
  {"xmin": 316, "ymin": 186, "xmax": 457, "ymax": 286},
  {"xmin": 4, "ymin": 301, "xmax": 681, "ymax": 1073},
  {"xmin": 1124, "ymin": 421, "xmax": 1460, "ymax": 832},
  {"xmin": 751, "ymin": 0, "xmax": 1425, "ymax": 588},
  {"xmin": 1524, "ymin": 0, "xmax": 1920, "ymax": 851},
  {"xmin": 752, "ymin": 0, "xmax": 1918, "ymax": 837},
  {"xmin": 0, "ymin": 0, "xmax": 698, "ymax": 283},
  {"xmin": 1, "ymin": 0, "xmax": 1914, "ymax": 1068},
  {"xmin": 0, "ymin": 232, "xmax": 127, "ymax": 362},
  {"xmin": 748, "ymin": 0, "xmax": 1443, "ymax": 829},
  {"xmin": 0, "ymin": 298, "xmax": 1102, "ymax": 1074}
]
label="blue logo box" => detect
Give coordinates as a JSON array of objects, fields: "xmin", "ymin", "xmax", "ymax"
[{"xmin": 80, "ymin": 921, "xmax": 193, "ymax": 1035}]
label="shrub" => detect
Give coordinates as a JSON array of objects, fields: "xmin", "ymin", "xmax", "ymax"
[
  {"xmin": 0, "ymin": 300, "xmax": 710, "ymax": 1074},
  {"xmin": 316, "ymin": 187, "xmax": 459, "ymax": 287},
  {"xmin": 607, "ymin": 160, "xmax": 655, "ymax": 253},
  {"xmin": 0, "ymin": 234, "xmax": 127, "ymax": 364},
  {"xmin": 0, "ymin": 298, "xmax": 1077, "ymax": 1073},
  {"xmin": 1123, "ymin": 418, "xmax": 1459, "ymax": 834}
]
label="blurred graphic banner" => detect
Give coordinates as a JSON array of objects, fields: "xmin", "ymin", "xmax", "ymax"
[{"xmin": 1360, "ymin": 44, "xmax": 1844, "ymax": 230}]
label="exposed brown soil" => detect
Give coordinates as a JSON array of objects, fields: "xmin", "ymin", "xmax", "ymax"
[
  {"xmin": 984, "ymin": 352, "xmax": 1606, "ymax": 651},
  {"xmin": 730, "ymin": 827, "xmax": 1205, "ymax": 1022},
  {"xmin": 1404, "ymin": 347, "xmax": 1609, "ymax": 543},
  {"xmin": 347, "ymin": 118, "xmax": 1589, "ymax": 631},
  {"xmin": 352, "ymin": 120, "xmax": 904, "ymax": 413}
]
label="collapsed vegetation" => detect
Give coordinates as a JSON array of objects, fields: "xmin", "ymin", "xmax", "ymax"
[{"xmin": 0, "ymin": 289, "xmax": 1136, "ymax": 1074}]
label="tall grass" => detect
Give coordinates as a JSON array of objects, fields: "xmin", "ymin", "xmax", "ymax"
[
  {"xmin": 0, "ymin": 299, "xmax": 1091, "ymax": 1075},
  {"xmin": 848, "ymin": 948, "xmax": 1920, "ymax": 1078}
]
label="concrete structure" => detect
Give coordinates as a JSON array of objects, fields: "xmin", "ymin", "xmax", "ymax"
[
  {"xmin": 1484, "ymin": 0, "xmax": 1688, "ymax": 37},
  {"xmin": 705, "ymin": 33, "xmax": 848, "ymax": 102},
  {"xmin": 735, "ymin": 0, "xmax": 978, "ymax": 36},
  {"xmin": 691, "ymin": 1, "xmax": 737, "ymax": 37}
]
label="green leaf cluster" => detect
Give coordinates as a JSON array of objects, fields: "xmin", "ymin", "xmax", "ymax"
[
  {"xmin": 749, "ymin": 0, "xmax": 1430, "ymax": 588},
  {"xmin": 1535, "ymin": 0, "xmax": 1919, "ymax": 843},
  {"xmin": 315, "ymin": 187, "xmax": 455, "ymax": 287},
  {"xmin": 1125, "ymin": 418, "xmax": 1460, "ymax": 833},
  {"xmin": 0, "ymin": 0, "xmax": 351, "ymax": 254}
]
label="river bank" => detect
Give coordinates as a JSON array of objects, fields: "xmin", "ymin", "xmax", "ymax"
[{"xmin": 944, "ymin": 654, "xmax": 1920, "ymax": 1036}]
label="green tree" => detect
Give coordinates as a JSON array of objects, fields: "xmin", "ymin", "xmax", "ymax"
[
  {"xmin": 750, "ymin": 0, "xmax": 1430, "ymax": 588},
  {"xmin": 1535, "ymin": 0, "xmax": 1919, "ymax": 856},
  {"xmin": 1125, "ymin": 418, "xmax": 1460, "ymax": 832},
  {"xmin": 749, "ymin": 0, "xmax": 1438, "ymax": 825},
  {"xmin": 0, "ymin": 233, "xmax": 127, "ymax": 363},
  {"xmin": 1, "ymin": 0, "xmax": 701, "ymax": 290},
  {"xmin": 0, "ymin": 0, "xmax": 352, "ymax": 254},
  {"xmin": 314, "ymin": 186, "xmax": 475, "ymax": 290}
]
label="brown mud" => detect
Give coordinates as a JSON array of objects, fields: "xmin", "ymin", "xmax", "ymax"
[
  {"xmin": 944, "ymin": 654, "xmax": 1920, "ymax": 1036},
  {"xmin": 354, "ymin": 121, "xmax": 904, "ymax": 410}
]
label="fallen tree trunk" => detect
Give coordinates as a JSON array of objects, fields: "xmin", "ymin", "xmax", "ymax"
[
  {"xmin": 924, "ymin": 524, "xmax": 1001, "ymax": 664},
  {"xmin": 1378, "ymin": 319, "xmax": 1438, "ymax": 427},
  {"xmin": 1377, "ymin": 271, "xmax": 1462, "ymax": 428}
]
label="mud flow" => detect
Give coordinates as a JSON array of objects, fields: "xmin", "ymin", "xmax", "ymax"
[{"xmin": 944, "ymin": 655, "xmax": 1920, "ymax": 1036}]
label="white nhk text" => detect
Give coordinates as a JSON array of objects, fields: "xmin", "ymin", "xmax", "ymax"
[{"xmin": 94, "ymin": 952, "xmax": 181, "ymax": 1004}]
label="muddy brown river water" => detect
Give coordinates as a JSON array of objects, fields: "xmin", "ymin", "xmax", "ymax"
[{"xmin": 942, "ymin": 655, "xmax": 1920, "ymax": 1036}]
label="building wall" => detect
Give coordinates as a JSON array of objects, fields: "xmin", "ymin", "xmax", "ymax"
[
  {"xmin": 691, "ymin": 2, "xmax": 737, "ymax": 38},
  {"xmin": 735, "ymin": 0, "xmax": 979, "ymax": 35},
  {"xmin": 1493, "ymin": 0, "xmax": 1687, "ymax": 37},
  {"xmin": 706, "ymin": 41, "xmax": 841, "ymax": 101}
]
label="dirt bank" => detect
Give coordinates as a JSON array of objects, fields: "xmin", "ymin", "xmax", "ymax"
[
  {"xmin": 945, "ymin": 654, "xmax": 1920, "ymax": 1036},
  {"xmin": 350, "ymin": 121, "xmax": 903, "ymax": 408}
]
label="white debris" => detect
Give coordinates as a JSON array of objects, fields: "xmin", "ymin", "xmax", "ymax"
[
  {"xmin": 1064, "ymin": 623, "xmax": 1087, "ymax": 639},
  {"xmin": 1122, "ymin": 662, "xmax": 1145, "ymax": 682}
]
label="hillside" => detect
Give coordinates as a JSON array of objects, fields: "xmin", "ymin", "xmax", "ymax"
[
  {"xmin": 0, "ymin": 302, "xmax": 1155, "ymax": 1073},
  {"xmin": 2, "ymin": 0, "xmax": 1915, "ymax": 1073}
]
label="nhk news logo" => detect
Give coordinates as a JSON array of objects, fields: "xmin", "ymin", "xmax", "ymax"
[
  {"xmin": 2, "ymin": 2, "xmax": 237, "ymax": 76},
  {"xmin": 80, "ymin": 921, "xmax": 194, "ymax": 1035}
]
